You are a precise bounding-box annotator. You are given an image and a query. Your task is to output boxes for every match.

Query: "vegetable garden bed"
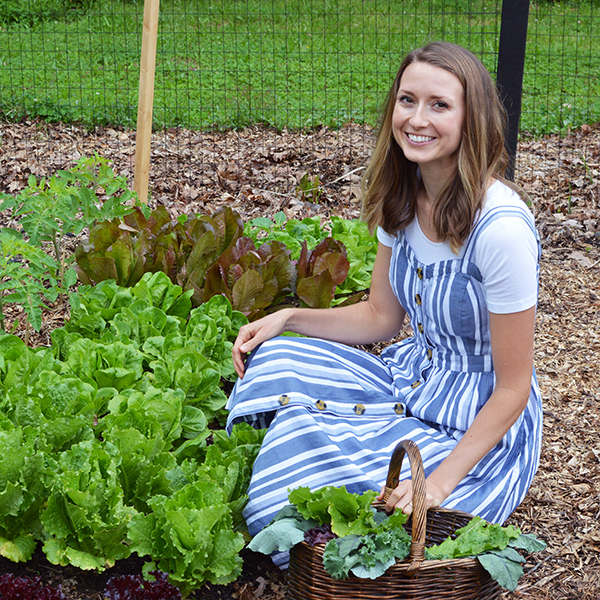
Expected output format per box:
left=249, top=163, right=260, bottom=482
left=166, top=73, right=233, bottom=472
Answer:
left=0, top=121, right=599, bottom=599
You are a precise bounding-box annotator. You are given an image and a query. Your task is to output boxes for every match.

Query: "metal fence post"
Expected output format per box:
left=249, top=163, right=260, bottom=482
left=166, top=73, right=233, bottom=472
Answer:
left=496, top=0, right=531, bottom=180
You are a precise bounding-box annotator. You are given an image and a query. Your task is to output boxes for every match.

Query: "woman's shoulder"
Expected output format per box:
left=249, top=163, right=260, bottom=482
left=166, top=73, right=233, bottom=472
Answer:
left=480, top=180, right=534, bottom=223
left=376, top=226, right=397, bottom=247
left=469, top=180, right=538, bottom=263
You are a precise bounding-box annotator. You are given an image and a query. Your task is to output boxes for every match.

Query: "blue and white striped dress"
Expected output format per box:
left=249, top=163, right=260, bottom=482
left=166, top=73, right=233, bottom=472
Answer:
left=226, top=200, right=543, bottom=546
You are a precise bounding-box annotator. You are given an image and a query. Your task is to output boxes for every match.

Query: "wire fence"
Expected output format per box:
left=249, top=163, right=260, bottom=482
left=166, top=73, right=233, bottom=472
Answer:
left=0, top=0, right=598, bottom=199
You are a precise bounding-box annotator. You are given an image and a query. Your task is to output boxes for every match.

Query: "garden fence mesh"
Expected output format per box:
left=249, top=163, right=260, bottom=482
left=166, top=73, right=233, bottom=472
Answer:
left=0, top=0, right=598, bottom=203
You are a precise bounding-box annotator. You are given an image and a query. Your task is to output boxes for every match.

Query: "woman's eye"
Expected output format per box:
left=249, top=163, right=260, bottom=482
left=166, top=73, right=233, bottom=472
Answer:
left=398, top=95, right=414, bottom=104
left=434, top=101, right=449, bottom=109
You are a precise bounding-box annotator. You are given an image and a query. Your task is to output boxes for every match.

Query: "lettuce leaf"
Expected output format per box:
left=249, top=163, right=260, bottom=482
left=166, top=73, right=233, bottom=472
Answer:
left=131, top=271, right=193, bottom=318
left=296, top=238, right=349, bottom=309
left=244, top=213, right=326, bottom=260
left=64, top=338, right=144, bottom=391
left=41, top=439, right=137, bottom=571
left=425, top=516, right=521, bottom=559
left=288, top=485, right=379, bottom=537
left=0, top=279, right=265, bottom=595
left=128, top=481, right=245, bottom=596
left=203, top=237, right=294, bottom=321
left=0, top=428, right=47, bottom=562
left=426, top=517, right=547, bottom=591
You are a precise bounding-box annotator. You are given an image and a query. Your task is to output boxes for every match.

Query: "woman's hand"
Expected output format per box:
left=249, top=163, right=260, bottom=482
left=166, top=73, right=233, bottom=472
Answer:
left=232, top=309, right=293, bottom=378
left=376, top=475, right=447, bottom=516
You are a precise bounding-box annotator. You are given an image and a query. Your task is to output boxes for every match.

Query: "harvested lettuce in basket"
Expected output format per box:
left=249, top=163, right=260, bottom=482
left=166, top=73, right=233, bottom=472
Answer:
left=248, top=486, right=547, bottom=590
left=425, top=516, right=547, bottom=590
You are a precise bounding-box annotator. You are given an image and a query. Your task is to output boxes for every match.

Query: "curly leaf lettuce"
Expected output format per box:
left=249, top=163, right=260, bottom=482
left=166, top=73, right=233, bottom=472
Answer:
left=425, top=516, right=547, bottom=591
left=128, top=481, right=245, bottom=596
left=41, top=439, right=137, bottom=571
left=425, top=516, right=521, bottom=559
left=63, top=338, right=144, bottom=391
left=288, top=485, right=379, bottom=537
left=0, top=428, right=47, bottom=562
left=186, top=295, right=248, bottom=381
left=131, top=271, right=193, bottom=318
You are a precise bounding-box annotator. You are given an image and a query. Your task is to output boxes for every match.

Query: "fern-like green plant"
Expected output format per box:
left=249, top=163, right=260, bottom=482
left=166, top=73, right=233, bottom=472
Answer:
left=0, top=228, right=65, bottom=340
left=0, top=154, right=143, bottom=289
left=0, top=155, right=147, bottom=339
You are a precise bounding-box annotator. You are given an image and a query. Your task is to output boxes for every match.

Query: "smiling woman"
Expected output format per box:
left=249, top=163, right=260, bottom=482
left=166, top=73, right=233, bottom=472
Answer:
left=362, top=42, right=511, bottom=252
left=226, top=41, right=543, bottom=569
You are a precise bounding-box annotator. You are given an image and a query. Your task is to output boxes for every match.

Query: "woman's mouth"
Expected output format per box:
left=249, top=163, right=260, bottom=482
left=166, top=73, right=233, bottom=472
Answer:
left=407, top=133, right=435, bottom=143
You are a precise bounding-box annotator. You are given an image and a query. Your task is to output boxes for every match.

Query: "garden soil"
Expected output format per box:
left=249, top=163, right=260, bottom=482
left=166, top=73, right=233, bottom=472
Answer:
left=0, top=121, right=599, bottom=599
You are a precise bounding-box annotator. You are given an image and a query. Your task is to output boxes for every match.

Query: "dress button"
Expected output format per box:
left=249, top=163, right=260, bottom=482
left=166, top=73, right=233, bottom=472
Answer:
left=427, top=348, right=433, bottom=360
left=316, top=400, right=327, bottom=411
left=411, top=380, right=421, bottom=389
left=415, top=293, right=422, bottom=305
left=417, top=267, right=423, bottom=279
left=354, top=404, right=366, bottom=415
left=278, top=394, right=290, bottom=406
left=394, top=403, right=404, bottom=415
left=417, top=323, right=424, bottom=333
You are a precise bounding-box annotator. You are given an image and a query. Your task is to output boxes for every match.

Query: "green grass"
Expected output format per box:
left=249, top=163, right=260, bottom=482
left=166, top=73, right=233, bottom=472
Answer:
left=0, top=0, right=597, bottom=135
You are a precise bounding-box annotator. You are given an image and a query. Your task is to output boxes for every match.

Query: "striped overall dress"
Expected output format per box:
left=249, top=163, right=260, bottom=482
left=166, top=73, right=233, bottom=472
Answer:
left=226, top=203, right=543, bottom=549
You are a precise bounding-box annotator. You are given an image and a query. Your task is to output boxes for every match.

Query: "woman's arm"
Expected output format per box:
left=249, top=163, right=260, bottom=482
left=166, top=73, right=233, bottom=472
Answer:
left=232, top=243, right=406, bottom=378
left=382, top=305, right=536, bottom=513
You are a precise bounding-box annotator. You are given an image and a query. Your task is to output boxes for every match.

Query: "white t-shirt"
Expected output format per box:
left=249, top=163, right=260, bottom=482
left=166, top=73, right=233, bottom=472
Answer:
left=377, top=181, right=538, bottom=314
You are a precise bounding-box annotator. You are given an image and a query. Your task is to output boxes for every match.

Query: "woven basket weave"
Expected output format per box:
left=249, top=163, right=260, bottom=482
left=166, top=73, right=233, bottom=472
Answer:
left=287, top=439, right=502, bottom=600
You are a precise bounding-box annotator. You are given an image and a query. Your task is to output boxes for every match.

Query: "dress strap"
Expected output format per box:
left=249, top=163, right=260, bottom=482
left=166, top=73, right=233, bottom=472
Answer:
left=462, top=204, right=540, bottom=265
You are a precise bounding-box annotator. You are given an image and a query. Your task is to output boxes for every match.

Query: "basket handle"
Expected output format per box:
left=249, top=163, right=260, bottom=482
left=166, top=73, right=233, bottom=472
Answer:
left=382, top=439, right=427, bottom=574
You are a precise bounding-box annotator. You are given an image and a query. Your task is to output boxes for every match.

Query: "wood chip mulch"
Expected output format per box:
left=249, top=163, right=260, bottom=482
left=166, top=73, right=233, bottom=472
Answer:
left=0, top=119, right=599, bottom=600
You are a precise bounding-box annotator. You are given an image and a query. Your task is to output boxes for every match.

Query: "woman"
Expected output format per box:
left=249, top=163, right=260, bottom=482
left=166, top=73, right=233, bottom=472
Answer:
left=226, top=42, right=542, bottom=552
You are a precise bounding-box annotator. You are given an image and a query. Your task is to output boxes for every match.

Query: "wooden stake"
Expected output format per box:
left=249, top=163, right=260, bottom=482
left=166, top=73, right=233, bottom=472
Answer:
left=133, top=0, right=160, bottom=204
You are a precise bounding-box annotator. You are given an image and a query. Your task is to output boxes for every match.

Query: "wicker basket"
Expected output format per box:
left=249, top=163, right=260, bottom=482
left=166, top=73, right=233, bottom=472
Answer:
left=287, top=439, right=502, bottom=600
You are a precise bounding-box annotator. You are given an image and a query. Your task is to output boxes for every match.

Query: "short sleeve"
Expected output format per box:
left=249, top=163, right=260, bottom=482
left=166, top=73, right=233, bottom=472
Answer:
left=377, top=226, right=396, bottom=247
left=474, top=215, right=538, bottom=314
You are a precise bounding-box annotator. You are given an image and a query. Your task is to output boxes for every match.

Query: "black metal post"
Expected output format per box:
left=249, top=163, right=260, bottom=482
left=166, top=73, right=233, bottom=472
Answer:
left=496, top=0, right=531, bottom=180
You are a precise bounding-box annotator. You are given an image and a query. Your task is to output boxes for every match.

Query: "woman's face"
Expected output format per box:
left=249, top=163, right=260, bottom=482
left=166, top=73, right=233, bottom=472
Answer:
left=392, top=61, right=465, bottom=175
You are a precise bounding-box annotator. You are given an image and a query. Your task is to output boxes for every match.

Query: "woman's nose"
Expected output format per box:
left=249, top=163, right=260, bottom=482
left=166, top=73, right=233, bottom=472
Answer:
left=409, top=105, right=428, bottom=128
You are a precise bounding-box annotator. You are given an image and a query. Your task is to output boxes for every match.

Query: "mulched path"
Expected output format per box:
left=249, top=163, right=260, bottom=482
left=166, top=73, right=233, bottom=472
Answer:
left=0, top=120, right=599, bottom=599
